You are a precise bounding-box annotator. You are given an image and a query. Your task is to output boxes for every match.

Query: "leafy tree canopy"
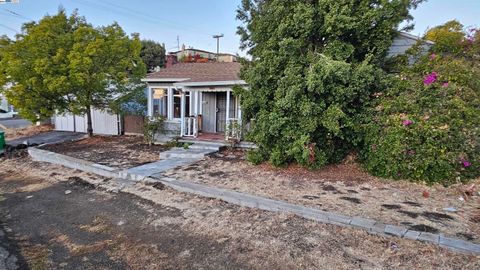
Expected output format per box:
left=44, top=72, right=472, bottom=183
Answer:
left=424, top=20, right=466, bottom=54
left=236, top=0, right=423, bottom=168
left=0, top=9, right=146, bottom=135
left=0, top=35, right=12, bottom=86
left=140, top=39, right=166, bottom=72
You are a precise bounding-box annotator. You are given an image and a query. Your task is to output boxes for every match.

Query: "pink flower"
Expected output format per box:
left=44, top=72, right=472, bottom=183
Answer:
left=463, top=161, right=471, bottom=168
left=442, top=82, right=449, bottom=88
left=423, top=72, right=438, bottom=85
left=402, top=120, right=413, bottom=126
left=429, top=53, right=437, bottom=60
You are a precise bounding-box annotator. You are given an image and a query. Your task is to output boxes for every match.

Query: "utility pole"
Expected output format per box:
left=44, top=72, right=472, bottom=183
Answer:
left=212, top=34, right=224, bottom=59
left=177, top=35, right=180, bottom=51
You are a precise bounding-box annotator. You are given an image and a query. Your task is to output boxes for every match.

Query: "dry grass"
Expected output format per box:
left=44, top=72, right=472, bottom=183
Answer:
left=18, top=243, right=51, bottom=270
left=51, top=233, right=114, bottom=256
left=78, top=216, right=111, bottom=234
left=165, top=151, right=480, bottom=244
left=2, top=156, right=479, bottom=269
left=4, top=124, right=53, bottom=141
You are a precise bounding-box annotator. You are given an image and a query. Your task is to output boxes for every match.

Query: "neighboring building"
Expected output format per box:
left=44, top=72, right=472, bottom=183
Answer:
left=0, top=94, right=16, bottom=119
left=142, top=62, right=245, bottom=142
left=166, top=45, right=238, bottom=68
left=387, top=32, right=434, bottom=58
left=0, top=94, right=9, bottom=112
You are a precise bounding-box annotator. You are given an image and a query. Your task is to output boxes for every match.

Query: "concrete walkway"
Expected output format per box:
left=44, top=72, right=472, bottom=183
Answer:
left=119, top=144, right=221, bottom=181
left=27, top=146, right=480, bottom=255
left=7, top=131, right=85, bottom=147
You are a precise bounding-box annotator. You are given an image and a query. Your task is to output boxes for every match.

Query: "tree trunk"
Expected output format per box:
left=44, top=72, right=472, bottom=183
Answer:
left=86, top=106, right=93, bottom=137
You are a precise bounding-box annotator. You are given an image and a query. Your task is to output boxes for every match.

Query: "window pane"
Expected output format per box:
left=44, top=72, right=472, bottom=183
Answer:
left=174, top=96, right=181, bottom=118
left=185, top=95, right=190, bottom=117
left=152, top=88, right=168, bottom=117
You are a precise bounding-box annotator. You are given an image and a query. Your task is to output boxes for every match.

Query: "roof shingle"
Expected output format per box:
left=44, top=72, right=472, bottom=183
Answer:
left=145, top=62, right=242, bottom=83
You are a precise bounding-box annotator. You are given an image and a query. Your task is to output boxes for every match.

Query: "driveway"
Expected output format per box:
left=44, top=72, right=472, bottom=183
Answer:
left=0, top=118, right=31, bottom=131
left=6, top=131, right=85, bottom=147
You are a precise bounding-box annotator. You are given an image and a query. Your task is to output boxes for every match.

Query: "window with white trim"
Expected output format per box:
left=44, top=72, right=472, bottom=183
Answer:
left=172, top=89, right=190, bottom=119
left=152, top=88, right=168, bottom=117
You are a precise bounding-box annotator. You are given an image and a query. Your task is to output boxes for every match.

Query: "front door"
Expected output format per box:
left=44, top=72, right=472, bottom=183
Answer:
left=202, top=92, right=216, bottom=133
left=216, top=92, right=227, bottom=132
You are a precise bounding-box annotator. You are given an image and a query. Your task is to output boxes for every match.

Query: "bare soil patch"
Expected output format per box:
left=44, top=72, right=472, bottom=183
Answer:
left=41, top=136, right=165, bottom=169
left=165, top=149, right=480, bottom=244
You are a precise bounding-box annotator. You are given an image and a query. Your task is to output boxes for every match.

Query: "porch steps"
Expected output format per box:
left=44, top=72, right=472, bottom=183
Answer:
left=188, top=142, right=225, bottom=151
left=160, top=148, right=216, bottom=159
left=178, top=138, right=228, bottom=147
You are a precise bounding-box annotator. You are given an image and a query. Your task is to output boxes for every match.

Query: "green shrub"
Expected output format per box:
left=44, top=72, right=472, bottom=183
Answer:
left=361, top=52, right=480, bottom=185
left=246, top=149, right=265, bottom=165
left=143, top=116, right=165, bottom=145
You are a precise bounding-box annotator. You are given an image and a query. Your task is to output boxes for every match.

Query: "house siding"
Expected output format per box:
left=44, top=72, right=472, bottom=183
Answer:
left=387, top=33, right=433, bottom=58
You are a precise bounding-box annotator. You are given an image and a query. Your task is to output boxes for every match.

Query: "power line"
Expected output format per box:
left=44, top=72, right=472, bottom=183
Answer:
left=74, top=0, right=211, bottom=36
left=0, top=23, right=18, bottom=33
left=4, top=8, right=32, bottom=20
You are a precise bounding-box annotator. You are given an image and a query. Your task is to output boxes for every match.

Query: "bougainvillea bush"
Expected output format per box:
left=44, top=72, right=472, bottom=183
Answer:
left=361, top=26, right=480, bottom=185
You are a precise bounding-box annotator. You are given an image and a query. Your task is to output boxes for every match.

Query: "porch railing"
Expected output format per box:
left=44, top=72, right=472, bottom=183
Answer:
left=225, top=118, right=241, bottom=140
left=184, top=116, right=198, bottom=137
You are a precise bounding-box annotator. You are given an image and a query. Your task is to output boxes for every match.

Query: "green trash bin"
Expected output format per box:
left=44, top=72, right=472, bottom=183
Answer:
left=0, top=131, right=5, bottom=151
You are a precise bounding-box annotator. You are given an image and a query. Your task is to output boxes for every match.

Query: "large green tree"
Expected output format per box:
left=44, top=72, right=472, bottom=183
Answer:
left=236, top=0, right=423, bottom=167
left=0, top=10, right=146, bottom=136
left=0, top=35, right=12, bottom=87
left=140, top=39, right=166, bottom=72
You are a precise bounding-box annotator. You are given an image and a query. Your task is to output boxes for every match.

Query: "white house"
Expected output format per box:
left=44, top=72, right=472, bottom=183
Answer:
left=142, top=62, right=246, bottom=142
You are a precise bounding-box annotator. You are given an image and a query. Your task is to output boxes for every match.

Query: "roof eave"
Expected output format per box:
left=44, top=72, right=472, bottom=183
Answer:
left=174, top=80, right=247, bottom=87
left=142, top=78, right=190, bottom=83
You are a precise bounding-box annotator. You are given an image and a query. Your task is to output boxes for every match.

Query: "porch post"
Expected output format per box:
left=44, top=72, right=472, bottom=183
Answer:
left=237, top=95, right=242, bottom=121
left=199, top=91, right=203, bottom=114
left=180, top=92, right=185, bottom=137
left=147, top=87, right=152, bottom=117
left=226, top=90, right=231, bottom=138
left=226, top=89, right=231, bottom=121
left=194, top=91, right=199, bottom=115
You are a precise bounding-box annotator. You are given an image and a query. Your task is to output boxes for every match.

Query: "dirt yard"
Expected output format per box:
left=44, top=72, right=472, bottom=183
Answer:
left=164, top=149, right=480, bottom=244
left=0, top=155, right=479, bottom=269
left=41, top=136, right=165, bottom=169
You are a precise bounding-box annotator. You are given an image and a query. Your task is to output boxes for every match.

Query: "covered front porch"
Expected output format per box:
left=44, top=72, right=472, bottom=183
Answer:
left=146, top=84, right=244, bottom=142
left=180, top=87, right=242, bottom=141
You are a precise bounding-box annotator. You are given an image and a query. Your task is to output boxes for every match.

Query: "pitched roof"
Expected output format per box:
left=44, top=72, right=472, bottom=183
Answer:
left=145, top=62, right=242, bottom=83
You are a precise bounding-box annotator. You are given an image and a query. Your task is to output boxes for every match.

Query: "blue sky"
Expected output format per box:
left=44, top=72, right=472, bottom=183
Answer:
left=0, top=0, right=479, bottom=56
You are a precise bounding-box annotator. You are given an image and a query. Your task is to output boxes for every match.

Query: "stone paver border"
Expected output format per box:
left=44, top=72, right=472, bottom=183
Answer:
left=28, top=147, right=480, bottom=255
